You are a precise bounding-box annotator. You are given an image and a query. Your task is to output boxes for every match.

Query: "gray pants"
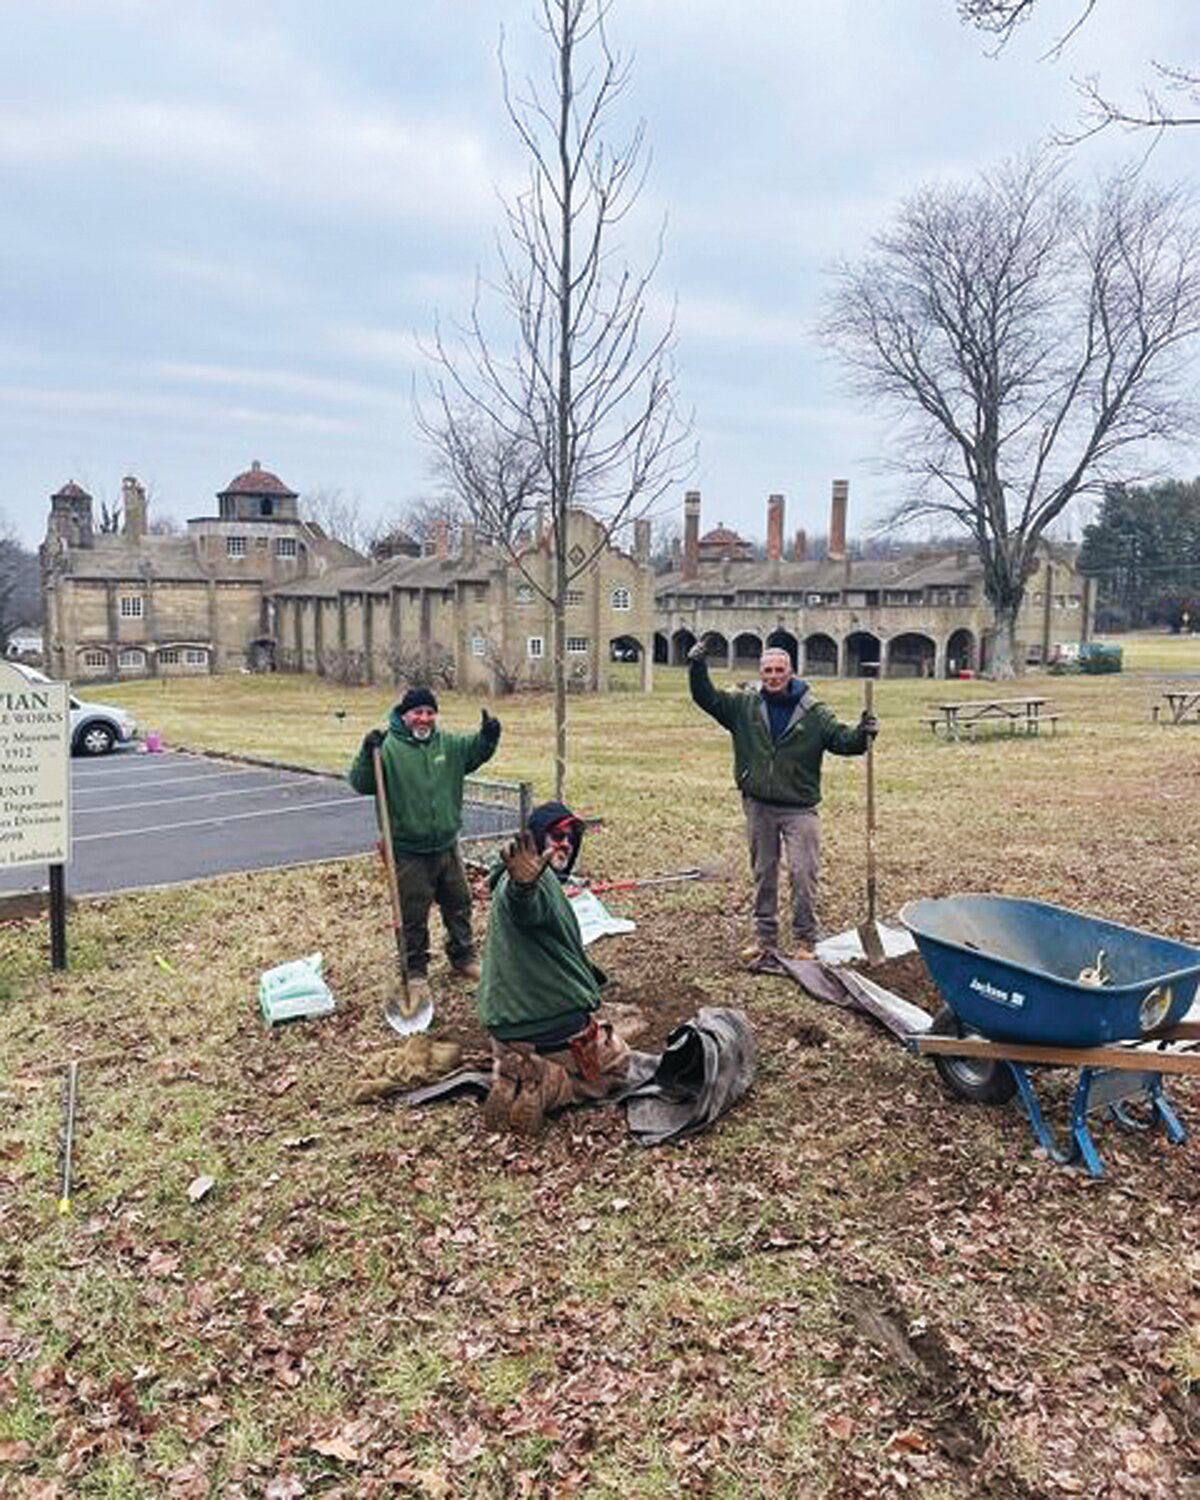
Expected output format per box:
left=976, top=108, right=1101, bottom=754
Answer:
left=742, top=795, right=820, bottom=948
left=394, top=847, right=475, bottom=975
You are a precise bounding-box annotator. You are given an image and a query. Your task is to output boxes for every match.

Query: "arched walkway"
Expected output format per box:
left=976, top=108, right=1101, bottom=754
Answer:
left=732, top=631, right=762, bottom=668
left=845, top=630, right=882, bottom=677
left=804, top=633, right=838, bottom=676
left=886, top=632, right=935, bottom=679
left=671, top=628, right=697, bottom=665
left=653, top=632, right=669, bottom=665
left=609, top=634, right=643, bottom=663
left=946, top=628, right=976, bottom=678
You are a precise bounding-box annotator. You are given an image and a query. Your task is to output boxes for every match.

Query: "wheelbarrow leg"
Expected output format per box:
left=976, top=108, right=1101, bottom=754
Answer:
left=1009, top=1064, right=1093, bottom=1174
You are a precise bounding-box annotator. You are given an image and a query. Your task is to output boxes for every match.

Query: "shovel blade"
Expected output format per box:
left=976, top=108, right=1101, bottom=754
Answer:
left=384, top=995, right=435, bottom=1037
left=857, top=919, right=887, bottom=966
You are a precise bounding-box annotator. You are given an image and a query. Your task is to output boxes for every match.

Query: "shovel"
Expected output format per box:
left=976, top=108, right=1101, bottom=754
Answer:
left=856, top=675, right=887, bottom=966
left=372, top=746, right=434, bottom=1036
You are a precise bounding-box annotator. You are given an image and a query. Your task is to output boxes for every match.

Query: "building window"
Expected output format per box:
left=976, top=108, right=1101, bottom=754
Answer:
left=807, top=593, right=823, bottom=606
left=184, top=649, right=208, bottom=666
left=159, top=648, right=181, bottom=665
left=119, top=595, right=144, bottom=618
left=275, top=537, right=297, bottom=558
left=566, top=589, right=585, bottom=606
left=118, top=649, right=144, bottom=668
left=256, top=537, right=269, bottom=550
left=471, top=636, right=487, bottom=657
left=610, top=586, right=631, bottom=610
left=527, top=636, right=544, bottom=660
left=82, top=650, right=109, bottom=668
left=515, top=584, right=534, bottom=605
left=566, top=636, right=589, bottom=654
left=227, top=536, right=247, bottom=558
left=473, top=585, right=487, bottom=602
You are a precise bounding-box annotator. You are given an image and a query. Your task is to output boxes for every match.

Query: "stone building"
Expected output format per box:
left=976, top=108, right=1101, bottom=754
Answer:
left=40, top=467, right=657, bottom=693
left=655, top=484, right=1093, bottom=678
left=267, top=508, right=656, bottom=694
left=40, top=465, right=362, bottom=681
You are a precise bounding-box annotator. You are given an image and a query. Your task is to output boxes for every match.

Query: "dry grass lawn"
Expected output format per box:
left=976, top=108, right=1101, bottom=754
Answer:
left=3, top=635, right=1200, bottom=1498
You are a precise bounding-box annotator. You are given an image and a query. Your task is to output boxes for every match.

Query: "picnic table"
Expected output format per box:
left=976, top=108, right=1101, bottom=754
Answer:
left=1153, top=689, right=1200, bottom=725
left=925, top=696, right=1060, bottom=741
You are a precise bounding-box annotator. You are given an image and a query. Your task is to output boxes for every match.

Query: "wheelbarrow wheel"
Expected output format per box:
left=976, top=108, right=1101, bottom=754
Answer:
left=929, top=1006, right=1017, bottom=1106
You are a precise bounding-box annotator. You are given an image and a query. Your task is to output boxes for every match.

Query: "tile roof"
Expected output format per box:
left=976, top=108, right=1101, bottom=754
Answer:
left=217, top=461, right=298, bottom=499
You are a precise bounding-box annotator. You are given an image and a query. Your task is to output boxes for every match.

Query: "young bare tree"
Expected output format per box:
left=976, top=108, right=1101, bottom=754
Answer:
left=420, top=0, right=691, bottom=797
left=958, top=1, right=1199, bottom=136
left=822, top=155, right=1200, bottom=675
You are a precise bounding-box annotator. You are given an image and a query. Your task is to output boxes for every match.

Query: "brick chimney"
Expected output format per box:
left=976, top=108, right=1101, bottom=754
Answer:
left=434, top=519, right=449, bottom=560
left=793, top=528, right=807, bottom=562
left=121, top=476, right=147, bottom=542
left=828, top=480, right=848, bottom=562
left=766, top=493, right=785, bottom=561
left=461, top=522, right=477, bottom=566
left=633, top=518, right=651, bottom=564
left=682, top=490, right=701, bottom=581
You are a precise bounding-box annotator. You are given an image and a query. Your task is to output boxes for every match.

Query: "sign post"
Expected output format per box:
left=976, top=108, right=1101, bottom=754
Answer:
left=0, top=663, right=71, bottom=969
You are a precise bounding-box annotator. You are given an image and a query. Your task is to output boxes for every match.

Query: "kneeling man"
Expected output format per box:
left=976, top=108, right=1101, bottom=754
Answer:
left=477, top=801, right=629, bottom=1134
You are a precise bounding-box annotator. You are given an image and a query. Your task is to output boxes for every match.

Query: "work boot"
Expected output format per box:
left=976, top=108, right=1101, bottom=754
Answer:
left=482, top=1065, right=518, bottom=1132
left=451, top=957, right=482, bottom=983
left=741, top=942, right=780, bottom=972
left=508, top=1053, right=548, bottom=1137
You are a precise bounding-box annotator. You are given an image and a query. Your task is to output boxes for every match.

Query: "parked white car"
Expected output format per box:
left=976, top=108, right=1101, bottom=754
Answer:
left=8, top=662, right=139, bottom=755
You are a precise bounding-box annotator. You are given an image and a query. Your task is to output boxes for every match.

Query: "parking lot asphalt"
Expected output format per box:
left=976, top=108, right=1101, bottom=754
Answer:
left=0, top=749, right=521, bottom=898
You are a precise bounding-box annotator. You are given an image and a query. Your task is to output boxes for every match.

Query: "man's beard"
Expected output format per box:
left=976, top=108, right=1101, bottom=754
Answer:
left=412, top=726, right=433, bottom=741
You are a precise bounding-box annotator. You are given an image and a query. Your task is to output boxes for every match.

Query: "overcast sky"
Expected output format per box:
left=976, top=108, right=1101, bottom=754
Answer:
left=2, top=0, right=1196, bottom=553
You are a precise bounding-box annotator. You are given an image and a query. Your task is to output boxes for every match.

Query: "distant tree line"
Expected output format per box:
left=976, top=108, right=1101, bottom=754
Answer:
left=1080, top=478, right=1200, bottom=631
left=0, top=518, right=41, bottom=654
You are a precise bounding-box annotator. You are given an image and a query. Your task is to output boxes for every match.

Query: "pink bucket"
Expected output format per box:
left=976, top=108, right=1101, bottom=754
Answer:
left=145, top=731, right=164, bottom=753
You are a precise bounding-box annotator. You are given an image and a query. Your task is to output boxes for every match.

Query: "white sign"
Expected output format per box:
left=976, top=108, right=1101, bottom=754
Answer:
left=0, top=662, right=70, bottom=867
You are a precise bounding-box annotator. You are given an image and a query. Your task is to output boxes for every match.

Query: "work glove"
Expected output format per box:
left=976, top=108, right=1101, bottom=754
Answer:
left=686, top=639, right=709, bottom=663
left=480, top=708, right=502, bottom=747
left=859, top=711, right=879, bottom=739
left=501, top=833, right=551, bottom=888
left=361, top=727, right=386, bottom=757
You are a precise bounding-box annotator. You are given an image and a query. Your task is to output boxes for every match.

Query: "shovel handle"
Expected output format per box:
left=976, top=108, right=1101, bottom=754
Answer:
left=372, top=746, right=414, bottom=1014
left=864, top=678, right=878, bottom=925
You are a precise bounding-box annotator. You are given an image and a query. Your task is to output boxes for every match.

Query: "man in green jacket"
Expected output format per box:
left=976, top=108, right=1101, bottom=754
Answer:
left=348, top=687, right=500, bottom=1006
left=689, top=643, right=877, bottom=966
left=477, top=800, right=629, bottom=1135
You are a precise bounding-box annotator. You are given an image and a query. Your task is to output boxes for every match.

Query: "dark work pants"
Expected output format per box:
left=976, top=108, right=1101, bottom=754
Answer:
left=394, top=847, right=475, bottom=975
left=742, top=795, right=820, bottom=948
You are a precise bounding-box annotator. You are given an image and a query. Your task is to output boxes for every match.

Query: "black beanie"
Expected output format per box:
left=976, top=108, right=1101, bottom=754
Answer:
left=397, top=686, right=438, bottom=715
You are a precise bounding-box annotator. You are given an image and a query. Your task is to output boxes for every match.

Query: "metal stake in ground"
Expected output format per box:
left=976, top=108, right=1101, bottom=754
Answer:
left=372, top=745, right=434, bottom=1037
left=857, top=674, right=887, bottom=966
left=58, top=1059, right=79, bottom=1215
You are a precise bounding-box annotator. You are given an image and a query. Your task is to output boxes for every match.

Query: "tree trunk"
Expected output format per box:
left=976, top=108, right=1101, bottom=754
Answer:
left=988, top=603, right=1021, bottom=679
left=553, top=592, right=567, bottom=800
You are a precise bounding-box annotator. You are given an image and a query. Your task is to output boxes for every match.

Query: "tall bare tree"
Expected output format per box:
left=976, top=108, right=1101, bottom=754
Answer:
left=959, top=1, right=1200, bottom=136
left=822, top=155, right=1200, bottom=675
left=420, top=0, right=691, bottom=797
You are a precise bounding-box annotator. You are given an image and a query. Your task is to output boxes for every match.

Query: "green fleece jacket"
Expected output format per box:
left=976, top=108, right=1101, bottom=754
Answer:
left=475, top=863, right=605, bottom=1042
left=689, top=657, right=867, bottom=808
left=347, top=708, right=496, bottom=854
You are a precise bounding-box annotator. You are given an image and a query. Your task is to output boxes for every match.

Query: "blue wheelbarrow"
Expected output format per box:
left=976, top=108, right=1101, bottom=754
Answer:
left=901, top=894, right=1200, bottom=1176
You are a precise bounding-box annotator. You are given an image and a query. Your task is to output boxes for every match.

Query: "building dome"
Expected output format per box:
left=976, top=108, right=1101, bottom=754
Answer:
left=217, top=460, right=297, bottom=501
